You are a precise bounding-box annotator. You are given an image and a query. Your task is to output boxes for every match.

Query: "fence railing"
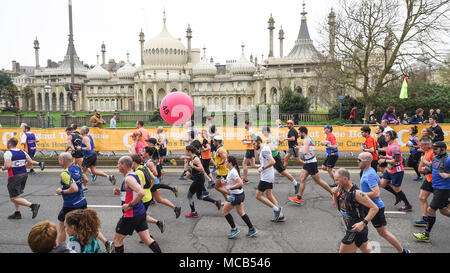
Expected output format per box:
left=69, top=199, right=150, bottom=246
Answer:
left=1, top=112, right=331, bottom=128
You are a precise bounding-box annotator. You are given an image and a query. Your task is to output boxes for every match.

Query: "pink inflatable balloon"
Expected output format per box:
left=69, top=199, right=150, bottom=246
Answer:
left=160, top=92, right=194, bottom=125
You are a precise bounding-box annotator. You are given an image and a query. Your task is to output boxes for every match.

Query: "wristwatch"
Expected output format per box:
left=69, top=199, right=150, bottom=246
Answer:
left=363, top=219, right=369, bottom=225
left=128, top=203, right=134, bottom=208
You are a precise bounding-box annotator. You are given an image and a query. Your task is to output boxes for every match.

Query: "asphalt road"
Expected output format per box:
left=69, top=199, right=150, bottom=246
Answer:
left=0, top=166, right=449, bottom=253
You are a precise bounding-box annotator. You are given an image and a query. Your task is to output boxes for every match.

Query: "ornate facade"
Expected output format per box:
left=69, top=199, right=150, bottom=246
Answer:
left=15, top=1, right=338, bottom=113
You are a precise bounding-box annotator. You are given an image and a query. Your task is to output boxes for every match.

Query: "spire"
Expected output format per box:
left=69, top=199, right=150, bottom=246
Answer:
left=301, top=0, right=307, bottom=20
left=127, top=51, right=130, bottom=63
left=163, top=9, right=166, bottom=25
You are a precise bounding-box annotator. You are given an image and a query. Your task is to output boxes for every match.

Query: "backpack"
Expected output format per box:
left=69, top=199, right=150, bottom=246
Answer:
left=71, top=132, right=82, bottom=148
left=139, top=166, right=154, bottom=189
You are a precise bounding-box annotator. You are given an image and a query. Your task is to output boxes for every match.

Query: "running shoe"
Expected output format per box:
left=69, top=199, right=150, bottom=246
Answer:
left=39, top=162, right=45, bottom=171
left=288, top=196, right=303, bottom=205
left=414, top=218, right=427, bottom=227
left=157, top=220, right=166, bottom=233
left=109, top=175, right=116, bottom=185
left=82, top=187, right=88, bottom=194
left=174, top=207, right=181, bottom=219
left=227, top=195, right=236, bottom=203
left=170, top=159, right=177, bottom=166
left=7, top=212, right=22, bottom=220
left=185, top=212, right=199, bottom=218
left=30, top=203, right=40, bottom=219
left=179, top=173, right=186, bottom=180
left=413, top=232, right=430, bottom=242
left=243, top=179, right=249, bottom=184
left=91, top=174, right=97, bottom=182
left=105, top=241, right=114, bottom=253
left=413, top=176, right=422, bottom=182
left=29, top=169, right=35, bottom=175
left=294, top=182, right=300, bottom=195
left=227, top=228, right=241, bottom=239
left=277, top=214, right=286, bottom=222
left=403, top=248, right=411, bottom=253
left=246, top=228, right=259, bottom=237
left=273, top=207, right=282, bottom=221
left=399, top=205, right=412, bottom=212
left=215, top=200, right=221, bottom=210
left=173, top=186, right=179, bottom=198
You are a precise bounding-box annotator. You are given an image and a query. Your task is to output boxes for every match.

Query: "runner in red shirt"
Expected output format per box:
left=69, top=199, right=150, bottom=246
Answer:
left=360, top=126, right=378, bottom=174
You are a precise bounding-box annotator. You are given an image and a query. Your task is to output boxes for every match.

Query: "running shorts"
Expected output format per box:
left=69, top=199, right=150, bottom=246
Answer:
left=303, top=162, right=319, bottom=176
left=7, top=174, right=28, bottom=198
left=82, top=153, right=97, bottom=169
left=58, top=205, right=88, bottom=222
left=323, top=155, right=338, bottom=168
left=257, top=181, right=273, bottom=192
left=381, top=171, right=404, bottom=187
left=429, top=189, right=450, bottom=211
left=273, top=154, right=286, bottom=173
left=115, top=213, right=148, bottom=236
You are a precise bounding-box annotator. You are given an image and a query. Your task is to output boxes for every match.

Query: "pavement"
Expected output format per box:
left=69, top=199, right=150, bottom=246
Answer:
left=1, top=167, right=449, bottom=253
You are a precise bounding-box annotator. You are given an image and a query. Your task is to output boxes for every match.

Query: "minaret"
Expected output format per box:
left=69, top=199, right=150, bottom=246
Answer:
left=34, top=37, right=40, bottom=69
left=186, top=24, right=193, bottom=63
left=139, top=29, right=145, bottom=65
left=328, top=8, right=336, bottom=60
left=279, top=26, right=285, bottom=58
left=101, top=42, right=106, bottom=66
left=268, top=14, right=275, bottom=58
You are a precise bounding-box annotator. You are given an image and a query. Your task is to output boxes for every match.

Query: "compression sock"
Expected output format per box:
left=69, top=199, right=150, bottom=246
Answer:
left=397, top=191, right=411, bottom=206
left=297, top=195, right=302, bottom=200
left=241, top=214, right=254, bottom=229
left=273, top=206, right=280, bottom=212
left=188, top=192, right=196, bottom=212
left=425, top=215, right=436, bottom=234
left=292, top=179, right=298, bottom=186
left=114, top=245, right=124, bottom=253
left=225, top=214, right=236, bottom=229
left=383, top=185, right=397, bottom=196
left=149, top=241, right=162, bottom=253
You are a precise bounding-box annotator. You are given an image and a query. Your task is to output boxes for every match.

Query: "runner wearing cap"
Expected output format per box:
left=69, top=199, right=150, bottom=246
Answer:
left=413, top=141, right=450, bottom=242
left=321, top=125, right=339, bottom=182
left=282, top=120, right=304, bottom=168
left=261, top=127, right=299, bottom=194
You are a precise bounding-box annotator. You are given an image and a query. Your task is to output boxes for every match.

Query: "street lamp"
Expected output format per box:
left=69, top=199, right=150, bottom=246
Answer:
left=44, top=82, right=51, bottom=128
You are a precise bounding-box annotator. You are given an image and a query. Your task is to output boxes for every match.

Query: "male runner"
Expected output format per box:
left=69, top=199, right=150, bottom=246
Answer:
left=282, top=120, right=303, bottom=168
left=200, top=130, right=214, bottom=186
left=358, top=152, right=410, bottom=253
left=253, top=136, right=285, bottom=222
left=360, top=126, right=379, bottom=173
left=414, top=137, right=434, bottom=227
left=78, top=126, right=116, bottom=185
left=2, top=137, right=40, bottom=220
left=375, top=125, right=388, bottom=174
left=261, top=127, right=299, bottom=193
left=413, top=141, right=450, bottom=242
left=242, top=120, right=257, bottom=183
left=55, top=152, right=114, bottom=252
left=379, top=130, right=412, bottom=212
left=20, top=125, right=45, bottom=174
left=212, top=136, right=229, bottom=199
left=131, top=154, right=166, bottom=234
left=321, top=125, right=338, bottom=181
left=289, top=126, right=333, bottom=205
left=112, top=156, right=162, bottom=253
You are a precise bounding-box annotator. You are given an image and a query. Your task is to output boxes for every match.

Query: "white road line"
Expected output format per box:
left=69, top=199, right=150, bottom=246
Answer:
left=88, top=205, right=122, bottom=208
left=384, top=211, right=407, bottom=215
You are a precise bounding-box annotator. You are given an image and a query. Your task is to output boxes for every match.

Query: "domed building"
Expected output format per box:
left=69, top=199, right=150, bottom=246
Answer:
left=19, top=1, right=379, bottom=114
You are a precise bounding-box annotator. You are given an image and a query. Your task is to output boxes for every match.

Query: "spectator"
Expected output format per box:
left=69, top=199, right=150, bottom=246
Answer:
left=65, top=209, right=103, bottom=253
left=110, top=114, right=117, bottom=129
left=129, top=131, right=144, bottom=157
left=28, top=221, right=74, bottom=253
left=349, top=106, right=357, bottom=124
left=429, top=115, right=444, bottom=143
left=363, top=109, right=378, bottom=125
left=90, top=109, right=106, bottom=129
left=381, top=120, right=394, bottom=136
left=409, top=108, right=424, bottom=124
left=293, top=113, right=299, bottom=125
left=436, top=109, right=444, bottom=124
left=233, top=113, right=238, bottom=127
left=382, top=106, right=400, bottom=125
left=206, top=117, right=218, bottom=153
left=401, top=113, right=410, bottom=125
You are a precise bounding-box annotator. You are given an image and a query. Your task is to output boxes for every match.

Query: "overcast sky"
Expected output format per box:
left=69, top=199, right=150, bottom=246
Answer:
left=0, top=0, right=337, bottom=70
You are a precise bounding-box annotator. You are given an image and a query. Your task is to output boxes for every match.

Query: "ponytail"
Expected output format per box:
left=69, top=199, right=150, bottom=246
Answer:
left=228, top=156, right=241, bottom=178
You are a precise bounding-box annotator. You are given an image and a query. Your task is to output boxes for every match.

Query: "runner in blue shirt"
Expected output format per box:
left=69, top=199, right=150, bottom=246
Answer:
left=358, top=152, right=410, bottom=253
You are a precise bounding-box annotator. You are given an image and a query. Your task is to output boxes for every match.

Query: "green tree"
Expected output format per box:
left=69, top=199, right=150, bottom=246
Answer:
left=278, top=87, right=310, bottom=113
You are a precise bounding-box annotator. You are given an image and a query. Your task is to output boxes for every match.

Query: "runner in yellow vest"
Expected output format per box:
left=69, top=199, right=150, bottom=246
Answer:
left=213, top=136, right=229, bottom=200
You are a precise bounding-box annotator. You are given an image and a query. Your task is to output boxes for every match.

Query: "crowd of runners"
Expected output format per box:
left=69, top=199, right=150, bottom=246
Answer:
left=2, top=117, right=449, bottom=253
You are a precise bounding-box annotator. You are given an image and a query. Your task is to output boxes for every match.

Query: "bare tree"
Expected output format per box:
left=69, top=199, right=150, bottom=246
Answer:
left=328, top=0, right=450, bottom=118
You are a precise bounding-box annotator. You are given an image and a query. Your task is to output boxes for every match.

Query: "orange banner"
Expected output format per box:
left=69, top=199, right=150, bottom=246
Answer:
left=1, top=125, right=449, bottom=152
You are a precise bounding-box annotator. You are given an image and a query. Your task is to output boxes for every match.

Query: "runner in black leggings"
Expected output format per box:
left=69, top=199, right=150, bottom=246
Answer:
left=184, top=145, right=221, bottom=218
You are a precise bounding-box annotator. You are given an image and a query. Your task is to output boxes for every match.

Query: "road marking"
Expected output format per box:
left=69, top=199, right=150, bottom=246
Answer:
left=88, top=205, right=122, bottom=208
left=384, top=211, right=407, bottom=215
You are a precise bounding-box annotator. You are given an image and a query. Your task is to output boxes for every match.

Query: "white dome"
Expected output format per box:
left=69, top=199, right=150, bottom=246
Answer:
left=87, top=62, right=110, bottom=81
left=143, top=23, right=187, bottom=67
left=117, top=61, right=137, bottom=80
left=192, top=52, right=217, bottom=78
left=231, top=45, right=256, bottom=75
